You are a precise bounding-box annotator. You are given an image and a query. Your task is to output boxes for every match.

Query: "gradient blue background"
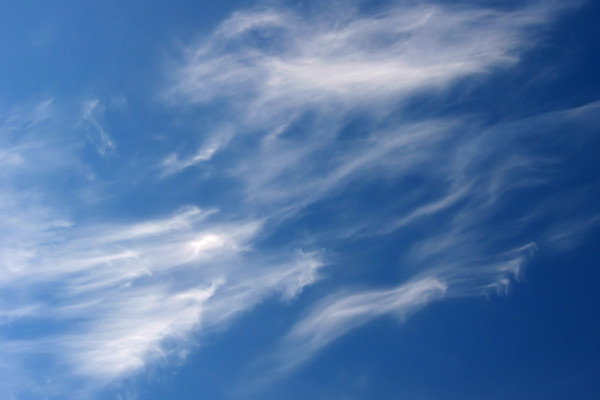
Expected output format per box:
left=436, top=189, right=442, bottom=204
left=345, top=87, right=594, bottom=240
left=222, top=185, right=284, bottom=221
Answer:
left=0, top=1, right=598, bottom=399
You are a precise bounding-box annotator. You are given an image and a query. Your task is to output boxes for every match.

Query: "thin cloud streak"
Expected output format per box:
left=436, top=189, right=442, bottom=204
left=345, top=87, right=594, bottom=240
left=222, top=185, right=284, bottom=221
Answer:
left=277, top=277, right=448, bottom=372
left=82, top=100, right=116, bottom=156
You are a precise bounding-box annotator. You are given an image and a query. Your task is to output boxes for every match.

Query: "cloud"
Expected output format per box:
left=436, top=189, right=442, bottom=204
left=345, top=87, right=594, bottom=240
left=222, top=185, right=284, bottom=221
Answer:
left=0, top=1, right=598, bottom=398
left=0, top=100, right=326, bottom=393
left=0, top=202, right=324, bottom=383
left=157, top=0, right=599, bottom=382
left=160, top=0, right=575, bottom=217
left=159, top=126, right=235, bottom=177
left=275, top=277, right=448, bottom=372
left=65, top=282, right=219, bottom=379
left=82, top=99, right=116, bottom=156
left=249, top=99, right=600, bottom=374
left=248, top=243, right=535, bottom=382
left=166, top=2, right=558, bottom=126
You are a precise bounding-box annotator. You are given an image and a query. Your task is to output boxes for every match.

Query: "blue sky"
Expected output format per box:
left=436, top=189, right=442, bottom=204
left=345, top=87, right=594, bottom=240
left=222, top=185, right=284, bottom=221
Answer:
left=0, top=0, right=599, bottom=399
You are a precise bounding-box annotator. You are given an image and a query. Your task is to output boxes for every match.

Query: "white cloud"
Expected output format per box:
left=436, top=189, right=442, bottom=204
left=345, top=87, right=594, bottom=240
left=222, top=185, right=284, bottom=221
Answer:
left=159, top=126, right=235, bottom=176
left=65, top=282, right=219, bottom=379
left=157, top=1, right=599, bottom=382
left=160, top=0, right=571, bottom=218
left=0, top=100, right=326, bottom=392
left=0, top=202, right=324, bottom=380
left=167, top=2, right=557, bottom=126
left=0, top=201, right=325, bottom=386
left=276, top=277, right=448, bottom=371
left=82, top=99, right=116, bottom=156
left=254, top=244, right=535, bottom=378
left=0, top=2, right=597, bottom=398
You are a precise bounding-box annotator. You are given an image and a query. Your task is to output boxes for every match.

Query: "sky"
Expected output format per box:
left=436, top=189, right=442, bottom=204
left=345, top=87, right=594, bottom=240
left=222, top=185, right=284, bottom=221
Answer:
left=0, top=0, right=599, bottom=399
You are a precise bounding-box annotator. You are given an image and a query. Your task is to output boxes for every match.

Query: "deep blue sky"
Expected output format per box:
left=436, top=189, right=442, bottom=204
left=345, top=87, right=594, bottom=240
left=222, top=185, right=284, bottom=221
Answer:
left=0, top=1, right=598, bottom=399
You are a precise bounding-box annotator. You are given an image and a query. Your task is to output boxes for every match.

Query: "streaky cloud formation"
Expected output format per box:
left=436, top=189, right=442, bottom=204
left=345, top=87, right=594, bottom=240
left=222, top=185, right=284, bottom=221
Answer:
left=0, top=196, right=323, bottom=383
left=0, top=1, right=598, bottom=398
left=277, top=277, right=448, bottom=371
left=0, top=100, right=324, bottom=393
left=163, top=0, right=598, bottom=378
left=171, top=3, right=546, bottom=106
left=163, top=1, right=576, bottom=218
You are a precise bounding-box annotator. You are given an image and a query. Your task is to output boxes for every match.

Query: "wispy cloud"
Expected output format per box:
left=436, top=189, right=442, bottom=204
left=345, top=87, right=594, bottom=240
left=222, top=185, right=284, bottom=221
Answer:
left=246, top=243, right=536, bottom=385
left=82, top=99, right=116, bottom=156
left=1, top=202, right=324, bottom=383
left=276, top=277, right=448, bottom=371
left=0, top=100, right=325, bottom=392
left=161, top=0, right=572, bottom=214
left=159, top=126, right=234, bottom=177
left=170, top=4, right=537, bottom=107
left=165, top=1, right=565, bottom=135
left=0, top=1, right=598, bottom=398
left=159, top=0, right=598, bottom=382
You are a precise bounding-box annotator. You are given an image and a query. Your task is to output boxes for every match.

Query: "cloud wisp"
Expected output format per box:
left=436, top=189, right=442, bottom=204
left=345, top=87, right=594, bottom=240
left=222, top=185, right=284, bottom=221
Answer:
left=82, top=100, right=116, bottom=157
left=169, top=3, right=551, bottom=110
left=275, top=277, right=448, bottom=372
